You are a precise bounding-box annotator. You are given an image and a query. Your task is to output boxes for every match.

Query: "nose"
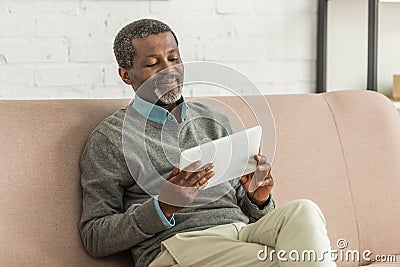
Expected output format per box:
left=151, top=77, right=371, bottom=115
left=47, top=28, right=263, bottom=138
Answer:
left=157, top=63, right=177, bottom=81
left=159, top=58, right=176, bottom=73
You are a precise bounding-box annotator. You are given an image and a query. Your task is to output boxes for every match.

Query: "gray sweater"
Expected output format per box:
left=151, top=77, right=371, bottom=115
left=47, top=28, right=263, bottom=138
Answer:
left=79, top=101, right=275, bottom=267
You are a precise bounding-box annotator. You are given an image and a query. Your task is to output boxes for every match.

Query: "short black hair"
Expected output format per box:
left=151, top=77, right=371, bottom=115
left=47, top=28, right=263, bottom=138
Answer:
left=113, top=19, right=178, bottom=69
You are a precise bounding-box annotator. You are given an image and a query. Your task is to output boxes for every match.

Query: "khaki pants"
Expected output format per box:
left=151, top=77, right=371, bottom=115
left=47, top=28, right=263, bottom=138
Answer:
left=149, top=199, right=337, bottom=267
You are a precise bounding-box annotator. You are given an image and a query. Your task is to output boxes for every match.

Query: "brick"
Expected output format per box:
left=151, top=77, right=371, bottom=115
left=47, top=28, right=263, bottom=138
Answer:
left=254, top=0, right=317, bottom=15
left=78, top=1, right=151, bottom=37
left=0, top=85, right=20, bottom=99
left=0, top=15, right=36, bottom=37
left=0, top=38, right=68, bottom=63
left=241, top=61, right=285, bottom=84
left=171, top=17, right=234, bottom=40
left=216, top=0, right=239, bottom=14
left=0, top=55, right=7, bottom=64
left=0, top=65, right=34, bottom=86
left=276, top=0, right=317, bottom=14
left=233, top=16, right=274, bottom=37
left=5, top=0, right=36, bottom=14
left=181, top=61, right=267, bottom=96
left=178, top=38, right=200, bottom=61
left=34, top=64, right=103, bottom=86
left=202, top=39, right=270, bottom=62
left=5, top=1, right=78, bottom=15
left=218, top=61, right=268, bottom=85
left=80, top=0, right=150, bottom=19
left=223, top=60, right=315, bottom=85
left=103, top=64, right=125, bottom=86
left=51, top=86, right=92, bottom=99
left=69, top=41, right=114, bottom=63
left=253, top=0, right=279, bottom=15
left=216, top=0, right=253, bottom=15
left=263, top=14, right=315, bottom=61
left=0, top=1, right=7, bottom=14
left=33, top=0, right=79, bottom=15
left=36, top=16, right=108, bottom=38
left=150, top=0, right=214, bottom=14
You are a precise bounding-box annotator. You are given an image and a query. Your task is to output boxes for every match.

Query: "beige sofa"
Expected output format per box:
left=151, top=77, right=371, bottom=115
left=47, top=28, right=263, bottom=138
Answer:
left=1, top=90, right=399, bottom=267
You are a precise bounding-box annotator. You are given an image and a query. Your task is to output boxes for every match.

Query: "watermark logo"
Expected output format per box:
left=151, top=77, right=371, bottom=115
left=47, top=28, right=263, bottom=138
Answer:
left=336, top=238, right=348, bottom=249
left=257, top=239, right=398, bottom=263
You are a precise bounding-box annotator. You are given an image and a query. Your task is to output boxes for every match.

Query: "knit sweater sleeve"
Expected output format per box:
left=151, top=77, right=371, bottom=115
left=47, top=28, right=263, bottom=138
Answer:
left=234, top=181, right=275, bottom=223
left=79, top=131, right=171, bottom=257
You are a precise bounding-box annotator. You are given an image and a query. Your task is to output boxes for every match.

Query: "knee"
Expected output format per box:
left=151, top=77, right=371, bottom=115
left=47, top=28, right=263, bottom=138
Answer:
left=289, top=199, right=320, bottom=211
left=285, top=199, right=326, bottom=226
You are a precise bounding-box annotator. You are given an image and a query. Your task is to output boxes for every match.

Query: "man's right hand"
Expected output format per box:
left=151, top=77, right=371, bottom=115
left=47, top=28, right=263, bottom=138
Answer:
left=158, top=161, right=214, bottom=218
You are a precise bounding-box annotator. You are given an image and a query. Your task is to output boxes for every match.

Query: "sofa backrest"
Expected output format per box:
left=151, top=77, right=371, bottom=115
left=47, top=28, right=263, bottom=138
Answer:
left=1, top=90, right=399, bottom=266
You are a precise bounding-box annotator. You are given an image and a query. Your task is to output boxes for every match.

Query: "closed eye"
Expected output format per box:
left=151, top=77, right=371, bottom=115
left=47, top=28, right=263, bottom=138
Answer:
left=146, top=62, right=158, bottom=67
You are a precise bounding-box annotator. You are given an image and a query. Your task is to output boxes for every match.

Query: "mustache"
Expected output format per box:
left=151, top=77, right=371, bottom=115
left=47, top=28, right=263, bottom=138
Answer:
left=153, top=73, right=183, bottom=87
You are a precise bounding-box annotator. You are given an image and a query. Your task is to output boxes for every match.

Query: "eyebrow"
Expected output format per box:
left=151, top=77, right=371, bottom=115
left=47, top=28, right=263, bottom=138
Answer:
left=145, top=48, right=177, bottom=58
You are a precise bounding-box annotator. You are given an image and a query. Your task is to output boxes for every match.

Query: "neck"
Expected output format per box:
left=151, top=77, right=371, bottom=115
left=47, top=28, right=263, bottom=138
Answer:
left=160, top=102, right=177, bottom=113
left=155, top=97, right=182, bottom=112
left=156, top=100, right=182, bottom=123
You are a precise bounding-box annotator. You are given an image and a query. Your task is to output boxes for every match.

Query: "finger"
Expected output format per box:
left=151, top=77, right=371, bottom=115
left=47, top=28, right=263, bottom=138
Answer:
left=240, top=175, right=249, bottom=186
left=167, top=165, right=180, bottom=180
left=259, top=175, right=274, bottom=185
left=182, top=160, right=202, bottom=172
left=179, top=161, right=202, bottom=180
left=169, top=161, right=202, bottom=186
left=193, top=162, right=214, bottom=172
left=254, top=154, right=260, bottom=162
left=257, top=176, right=274, bottom=187
left=198, top=181, right=208, bottom=190
left=256, top=162, right=271, bottom=172
left=187, top=163, right=214, bottom=186
left=195, top=172, right=215, bottom=188
left=256, top=154, right=267, bottom=164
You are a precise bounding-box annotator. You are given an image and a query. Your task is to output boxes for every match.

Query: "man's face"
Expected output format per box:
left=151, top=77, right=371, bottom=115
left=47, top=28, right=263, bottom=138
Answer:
left=120, top=31, right=183, bottom=105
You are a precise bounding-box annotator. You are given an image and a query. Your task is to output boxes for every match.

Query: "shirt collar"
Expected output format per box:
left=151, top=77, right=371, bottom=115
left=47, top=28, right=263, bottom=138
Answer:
left=131, top=95, right=188, bottom=124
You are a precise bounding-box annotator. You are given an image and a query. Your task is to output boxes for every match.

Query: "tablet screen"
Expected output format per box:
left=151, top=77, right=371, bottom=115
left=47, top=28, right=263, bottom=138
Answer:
left=179, top=125, right=262, bottom=189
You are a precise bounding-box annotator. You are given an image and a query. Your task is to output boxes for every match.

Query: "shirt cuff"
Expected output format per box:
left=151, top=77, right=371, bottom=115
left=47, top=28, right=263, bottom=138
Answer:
left=153, top=196, right=175, bottom=228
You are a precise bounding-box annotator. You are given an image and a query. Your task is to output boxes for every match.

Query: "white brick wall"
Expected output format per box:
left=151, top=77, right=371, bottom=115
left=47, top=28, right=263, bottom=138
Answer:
left=0, top=0, right=318, bottom=99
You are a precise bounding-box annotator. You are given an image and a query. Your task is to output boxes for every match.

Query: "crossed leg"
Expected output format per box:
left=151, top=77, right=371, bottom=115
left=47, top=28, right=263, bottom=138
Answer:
left=149, top=199, right=337, bottom=267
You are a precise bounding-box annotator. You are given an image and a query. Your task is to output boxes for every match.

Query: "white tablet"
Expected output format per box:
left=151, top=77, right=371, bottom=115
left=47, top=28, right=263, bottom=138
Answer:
left=179, top=125, right=262, bottom=189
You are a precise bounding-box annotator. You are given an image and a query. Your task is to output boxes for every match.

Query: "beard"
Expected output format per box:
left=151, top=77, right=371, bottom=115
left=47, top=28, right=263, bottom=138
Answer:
left=155, top=88, right=182, bottom=105
left=153, top=74, right=183, bottom=105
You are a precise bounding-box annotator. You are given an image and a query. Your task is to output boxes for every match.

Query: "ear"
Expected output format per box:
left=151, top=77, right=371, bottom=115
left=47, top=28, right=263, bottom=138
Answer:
left=118, top=67, right=133, bottom=86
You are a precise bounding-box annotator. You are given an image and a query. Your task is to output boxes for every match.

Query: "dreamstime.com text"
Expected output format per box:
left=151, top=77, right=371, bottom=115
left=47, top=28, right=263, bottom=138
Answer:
left=257, top=239, right=398, bottom=263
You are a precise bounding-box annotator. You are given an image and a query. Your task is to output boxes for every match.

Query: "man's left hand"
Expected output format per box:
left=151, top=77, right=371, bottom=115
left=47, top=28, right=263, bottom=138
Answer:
left=239, top=154, right=274, bottom=207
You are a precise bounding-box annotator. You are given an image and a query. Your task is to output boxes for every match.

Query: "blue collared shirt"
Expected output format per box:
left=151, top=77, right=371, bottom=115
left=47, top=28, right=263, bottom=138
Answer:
left=131, top=95, right=188, bottom=227
left=132, top=95, right=188, bottom=124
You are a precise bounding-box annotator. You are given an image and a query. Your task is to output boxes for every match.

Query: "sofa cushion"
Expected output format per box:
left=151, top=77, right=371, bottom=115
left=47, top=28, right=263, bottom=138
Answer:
left=0, top=99, right=133, bottom=266
left=323, top=91, right=400, bottom=266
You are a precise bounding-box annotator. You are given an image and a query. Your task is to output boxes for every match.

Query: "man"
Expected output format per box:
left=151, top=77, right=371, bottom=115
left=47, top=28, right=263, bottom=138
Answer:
left=79, top=19, right=336, bottom=266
